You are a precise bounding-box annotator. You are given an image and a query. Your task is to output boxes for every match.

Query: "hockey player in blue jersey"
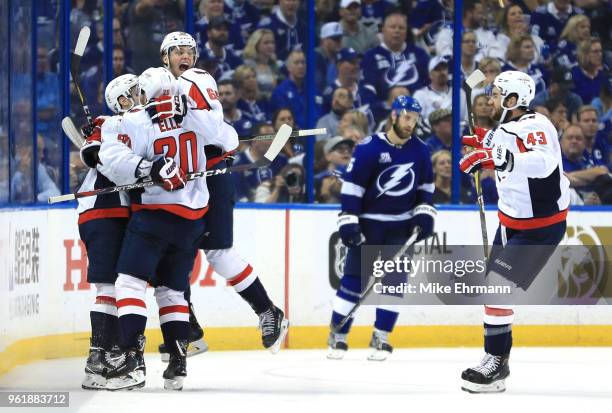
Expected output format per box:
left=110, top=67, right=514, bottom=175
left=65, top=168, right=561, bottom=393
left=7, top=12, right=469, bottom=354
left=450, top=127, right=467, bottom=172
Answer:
left=328, top=95, right=436, bottom=361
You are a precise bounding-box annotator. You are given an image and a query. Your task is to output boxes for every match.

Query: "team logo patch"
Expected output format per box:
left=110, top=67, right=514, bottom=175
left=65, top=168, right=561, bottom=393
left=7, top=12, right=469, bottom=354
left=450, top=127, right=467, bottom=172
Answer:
left=376, top=162, right=415, bottom=197
left=379, top=152, right=392, bottom=163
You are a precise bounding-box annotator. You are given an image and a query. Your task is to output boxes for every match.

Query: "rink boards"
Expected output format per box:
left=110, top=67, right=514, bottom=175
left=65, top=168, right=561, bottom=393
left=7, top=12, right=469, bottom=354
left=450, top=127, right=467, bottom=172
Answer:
left=0, top=204, right=611, bottom=374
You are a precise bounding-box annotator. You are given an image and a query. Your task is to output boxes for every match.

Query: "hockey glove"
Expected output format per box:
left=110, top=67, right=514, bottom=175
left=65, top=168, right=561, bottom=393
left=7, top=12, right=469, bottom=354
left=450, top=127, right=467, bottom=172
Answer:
left=459, top=145, right=514, bottom=174
left=150, top=157, right=187, bottom=191
left=145, top=94, right=187, bottom=123
left=461, top=127, right=493, bottom=149
left=411, top=203, right=436, bottom=242
left=79, top=117, right=106, bottom=168
left=337, top=214, right=365, bottom=248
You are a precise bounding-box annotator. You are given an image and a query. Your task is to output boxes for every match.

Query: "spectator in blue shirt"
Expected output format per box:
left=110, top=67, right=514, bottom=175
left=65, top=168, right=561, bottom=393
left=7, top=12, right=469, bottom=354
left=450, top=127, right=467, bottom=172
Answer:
left=234, top=65, right=271, bottom=123
left=554, top=14, right=591, bottom=68
left=571, top=38, right=607, bottom=104
left=225, top=0, right=261, bottom=46
left=257, top=0, right=305, bottom=61
left=195, top=0, right=244, bottom=52
left=425, top=109, right=452, bottom=153
left=530, top=0, right=582, bottom=53
left=502, top=34, right=549, bottom=96
left=361, top=11, right=430, bottom=99
left=532, top=66, right=583, bottom=119
left=200, top=16, right=244, bottom=80
left=315, top=22, right=344, bottom=91
left=218, top=79, right=257, bottom=137
left=577, top=105, right=609, bottom=167
left=271, top=49, right=319, bottom=128
left=360, top=0, right=394, bottom=30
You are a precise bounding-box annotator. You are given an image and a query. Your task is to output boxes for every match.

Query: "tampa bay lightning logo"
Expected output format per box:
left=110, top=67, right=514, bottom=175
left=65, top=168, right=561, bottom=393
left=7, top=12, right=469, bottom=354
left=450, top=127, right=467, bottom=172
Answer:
left=384, top=57, right=419, bottom=88
left=376, top=163, right=415, bottom=198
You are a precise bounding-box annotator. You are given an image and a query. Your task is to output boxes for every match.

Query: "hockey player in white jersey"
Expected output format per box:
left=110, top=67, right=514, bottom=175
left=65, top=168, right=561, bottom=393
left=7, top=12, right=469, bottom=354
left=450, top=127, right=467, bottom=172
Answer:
left=459, top=71, right=570, bottom=393
left=77, top=74, right=139, bottom=390
left=99, top=67, right=209, bottom=391
left=158, top=32, right=289, bottom=358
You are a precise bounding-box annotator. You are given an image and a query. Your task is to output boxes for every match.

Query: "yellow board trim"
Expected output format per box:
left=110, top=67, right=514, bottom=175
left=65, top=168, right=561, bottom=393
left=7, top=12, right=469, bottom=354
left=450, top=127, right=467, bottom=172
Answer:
left=3, top=325, right=612, bottom=376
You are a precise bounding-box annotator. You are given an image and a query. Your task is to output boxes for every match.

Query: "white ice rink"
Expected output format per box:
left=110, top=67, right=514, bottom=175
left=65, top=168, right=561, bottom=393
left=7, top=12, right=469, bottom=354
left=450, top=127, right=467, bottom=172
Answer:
left=1, top=347, right=611, bottom=413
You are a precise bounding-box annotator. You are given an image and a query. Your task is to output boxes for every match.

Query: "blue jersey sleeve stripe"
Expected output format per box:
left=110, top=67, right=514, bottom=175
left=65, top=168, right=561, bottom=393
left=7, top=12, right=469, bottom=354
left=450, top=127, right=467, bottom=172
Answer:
left=341, top=181, right=366, bottom=197
left=417, top=182, right=435, bottom=193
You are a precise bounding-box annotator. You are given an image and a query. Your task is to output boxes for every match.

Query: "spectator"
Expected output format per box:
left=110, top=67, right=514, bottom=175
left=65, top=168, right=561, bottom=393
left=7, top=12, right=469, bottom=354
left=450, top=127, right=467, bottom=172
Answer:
left=251, top=0, right=275, bottom=15
left=218, top=79, right=256, bottom=137
left=127, top=0, right=184, bottom=73
left=469, top=57, right=502, bottom=99
left=112, top=17, right=125, bottom=49
left=571, top=38, right=607, bottom=105
left=316, top=22, right=343, bottom=91
left=315, top=136, right=355, bottom=203
left=272, top=107, right=300, bottom=157
left=577, top=105, right=609, bottom=167
left=341, top=125, right=366, bottom=144
left=322, top=48, right=377, bottom=120
left=195, top=0, right=244, bottom=52
left=560, top=124, right=608, bottom=200
left=533, top=105, right=552, bottom=118
left=531, top=66, right=583, bottom=118
left=11, top=140, right=60, bottom=203
left=338, top=109, right=369, bottom=137
left=547, top=98, right=571, bottom=133
left=592, top=74, right=612, bottom=122
left=255, top=163, right=307, bottom=203
left=473, top=94, right=495, bottom=129
left=242, top=29, right=281, bottom=98
left=425, top=109, right=452, bottom=153
left=459, top=31, right=479, bottom=80
left=502, top=34, right=548, bottom=95
left=434, top=0, right=497, bottom=60
left=530, top=0, right=582, bottom=53
left=554, top=14, right=591, bottom=68
left=362, top=11, right=430, bottom=98
left=234, top=65, right=271, bottom=123
left=271, top=50, right=315, bottom=128
left=35, top=46, right=61, bottom=142
left=489, top=4, right=546, bottom=64
left=431, top=150, right=477, bottom=204
left=360, top=0, right=394, bottom=30
left=257, top=0, right=306, bottom=61
left=413, top=57, right=467, bottom=128
left=233, top=122, right=289, bottom=201
left=316, top=87, right=354, bottom=140
left=339, top=0, right=379, bottom=54
left=224, top=0, right=261, bottom=46
left=200, top=16, right=244, bottom=80
left=409, top=0, right=452, bottom=42
left=112, top=46, right=133, bottom=77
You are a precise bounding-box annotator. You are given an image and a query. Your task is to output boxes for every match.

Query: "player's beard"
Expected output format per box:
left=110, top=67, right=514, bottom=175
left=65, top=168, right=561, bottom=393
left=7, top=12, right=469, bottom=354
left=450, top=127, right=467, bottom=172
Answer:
left=393, top=121, right=413, bottom=140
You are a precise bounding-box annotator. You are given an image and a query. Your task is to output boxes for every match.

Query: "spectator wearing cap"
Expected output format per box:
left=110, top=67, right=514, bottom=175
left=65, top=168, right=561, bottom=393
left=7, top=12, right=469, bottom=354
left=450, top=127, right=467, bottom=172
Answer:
left=218, top=79, right=257, bottom=137
left=339, top=0, right=379, bottom=54
left=271, top=50, right=320, bottom=128
left=315, top=22, right=344, bottom=91
left=501, top=34, right=549, bottom=96
left=413, top=57, right=467, bottom=128
left=257, top=0, right=306, bottom=61
left=322, top=48, right=377, bottom=119
left=315, top=136, right=355, bottom=203
left=234, top=65, right=272, bottom=123
left=195, top=0, right=245, bottom=52
left=232, top=123, right=289, bottom=201
left=434, top=0, right=497, bottom=61
left=530, top=0, right=582, bottom=53
left=425, top=109, right=453, bottom=153
left=531, top=66, right=583, bottom=118
left=200, top=16, right=244, bottom=80
left=361, top=11, right=430, bottom=99
left=571, top=38, right=607, bottom=105
left=316, top=87, right=355, bottom=140
left=577, top=105, right=609, bottom=167
left=554, top=14, right=591, bottom=69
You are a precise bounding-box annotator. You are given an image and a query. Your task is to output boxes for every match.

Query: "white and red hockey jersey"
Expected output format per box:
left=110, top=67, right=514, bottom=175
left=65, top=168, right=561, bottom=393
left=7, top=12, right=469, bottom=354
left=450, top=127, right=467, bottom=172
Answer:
left=486, top=111, right=570, bottom=230
left=77, top=115, right=130, bottom=224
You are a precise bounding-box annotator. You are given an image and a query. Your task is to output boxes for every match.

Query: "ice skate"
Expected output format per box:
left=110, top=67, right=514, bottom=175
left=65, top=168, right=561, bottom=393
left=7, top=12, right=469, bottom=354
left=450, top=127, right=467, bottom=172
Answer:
left=106, top=336, right=146, bottom=391
left=327, top=332, right=348, bottom=360
left=163, top=340, right=188, bottom=390
left=258, top=305, right=289, bottom=354
left=367, top=329, right=393, bottom=361
left=160, top=303, right=208, bottom=362
left=461, top=353, right=510, bottom=393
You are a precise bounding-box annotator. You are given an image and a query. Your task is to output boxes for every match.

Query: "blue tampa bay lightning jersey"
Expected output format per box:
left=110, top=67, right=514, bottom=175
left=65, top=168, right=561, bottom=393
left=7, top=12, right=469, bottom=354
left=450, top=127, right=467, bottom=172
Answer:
left=340, top=133, right=434, bottom=221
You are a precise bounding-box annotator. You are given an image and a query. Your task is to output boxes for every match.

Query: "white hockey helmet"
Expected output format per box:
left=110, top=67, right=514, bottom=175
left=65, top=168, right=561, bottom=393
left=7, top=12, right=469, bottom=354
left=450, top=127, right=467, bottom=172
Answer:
left=492, top=71, right=536, bottom=109
left=160, top=31, right=199, bottom=66
left=104, top=74, right=139, bottom=113
left=139, top=67, right=178, bottom=101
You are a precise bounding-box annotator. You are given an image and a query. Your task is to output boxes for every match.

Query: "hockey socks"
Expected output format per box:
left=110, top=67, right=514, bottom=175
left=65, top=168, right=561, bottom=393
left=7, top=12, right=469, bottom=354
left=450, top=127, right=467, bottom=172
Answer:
left=330, top=274, right=361, bottom=334
left=115, top=274, right=148, bottom=348
left=234, top=274, right=273, bottom=315
left=90, top=283, right=120, bottom=349
left=156, top=286, right=190, bottom=346
left=484, top=323, right=513, bottom=356
left=374, top=307, right=399, bottom=333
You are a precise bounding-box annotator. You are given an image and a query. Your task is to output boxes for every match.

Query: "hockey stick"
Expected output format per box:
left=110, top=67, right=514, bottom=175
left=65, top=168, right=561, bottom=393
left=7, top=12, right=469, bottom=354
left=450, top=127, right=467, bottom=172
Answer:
left=61, top=116, right=85, bottom=147
left=463, top=69, right=489, bottom=260
left=331, top=228, right=420, bottom=334
left=71, top=26, right=94, bottom=126
left=48, top=124, right=293, bottom=203
left=239, top=128, right=326, bottom=142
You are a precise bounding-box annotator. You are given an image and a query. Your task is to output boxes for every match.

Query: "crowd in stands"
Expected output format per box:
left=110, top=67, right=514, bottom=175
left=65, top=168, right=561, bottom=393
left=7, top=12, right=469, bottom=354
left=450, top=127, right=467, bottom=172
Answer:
left=3, top=0, right=610, bottom=205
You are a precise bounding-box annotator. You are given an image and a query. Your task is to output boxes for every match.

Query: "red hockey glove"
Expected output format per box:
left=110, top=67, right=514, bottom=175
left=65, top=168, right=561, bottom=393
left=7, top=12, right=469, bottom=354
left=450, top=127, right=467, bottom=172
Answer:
left=79, top=117, right=105, bottom=168
left=462, top=127, right=492, bottom=149
left=145, top=95, right=187, bottom=122
left=459, top=145, right=514, bottom=174
left=81, top=116, right=106, bottom=139
left=151, top=157, right=187, bottom=191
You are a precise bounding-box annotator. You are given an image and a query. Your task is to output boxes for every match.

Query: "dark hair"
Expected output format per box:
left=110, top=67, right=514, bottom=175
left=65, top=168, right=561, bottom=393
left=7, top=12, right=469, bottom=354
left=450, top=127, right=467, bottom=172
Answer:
left=272, top=107, right=295, bottom=125
left=217, top=78, right=238, bottom=89
left=251, top=122, right=274, bottom=135
left=463, top=0, right=480, bottom=16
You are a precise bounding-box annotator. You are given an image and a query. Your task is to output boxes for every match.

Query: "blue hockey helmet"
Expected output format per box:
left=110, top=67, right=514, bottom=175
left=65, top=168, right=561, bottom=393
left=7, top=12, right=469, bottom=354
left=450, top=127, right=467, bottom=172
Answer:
left=391, top=95, right=422, bottom=114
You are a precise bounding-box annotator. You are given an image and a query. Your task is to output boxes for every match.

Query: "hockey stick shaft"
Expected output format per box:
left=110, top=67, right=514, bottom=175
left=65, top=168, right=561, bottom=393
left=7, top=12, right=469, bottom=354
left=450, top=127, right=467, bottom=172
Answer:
left=48, top=124, right=293, bottom=204
left=463, top=70, right=489, bottom=260
left=331, top=228, right=420, bottom=333
left=239, top=128, right=326, bottom=142
left=71, top=27, right=93, bottom=125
